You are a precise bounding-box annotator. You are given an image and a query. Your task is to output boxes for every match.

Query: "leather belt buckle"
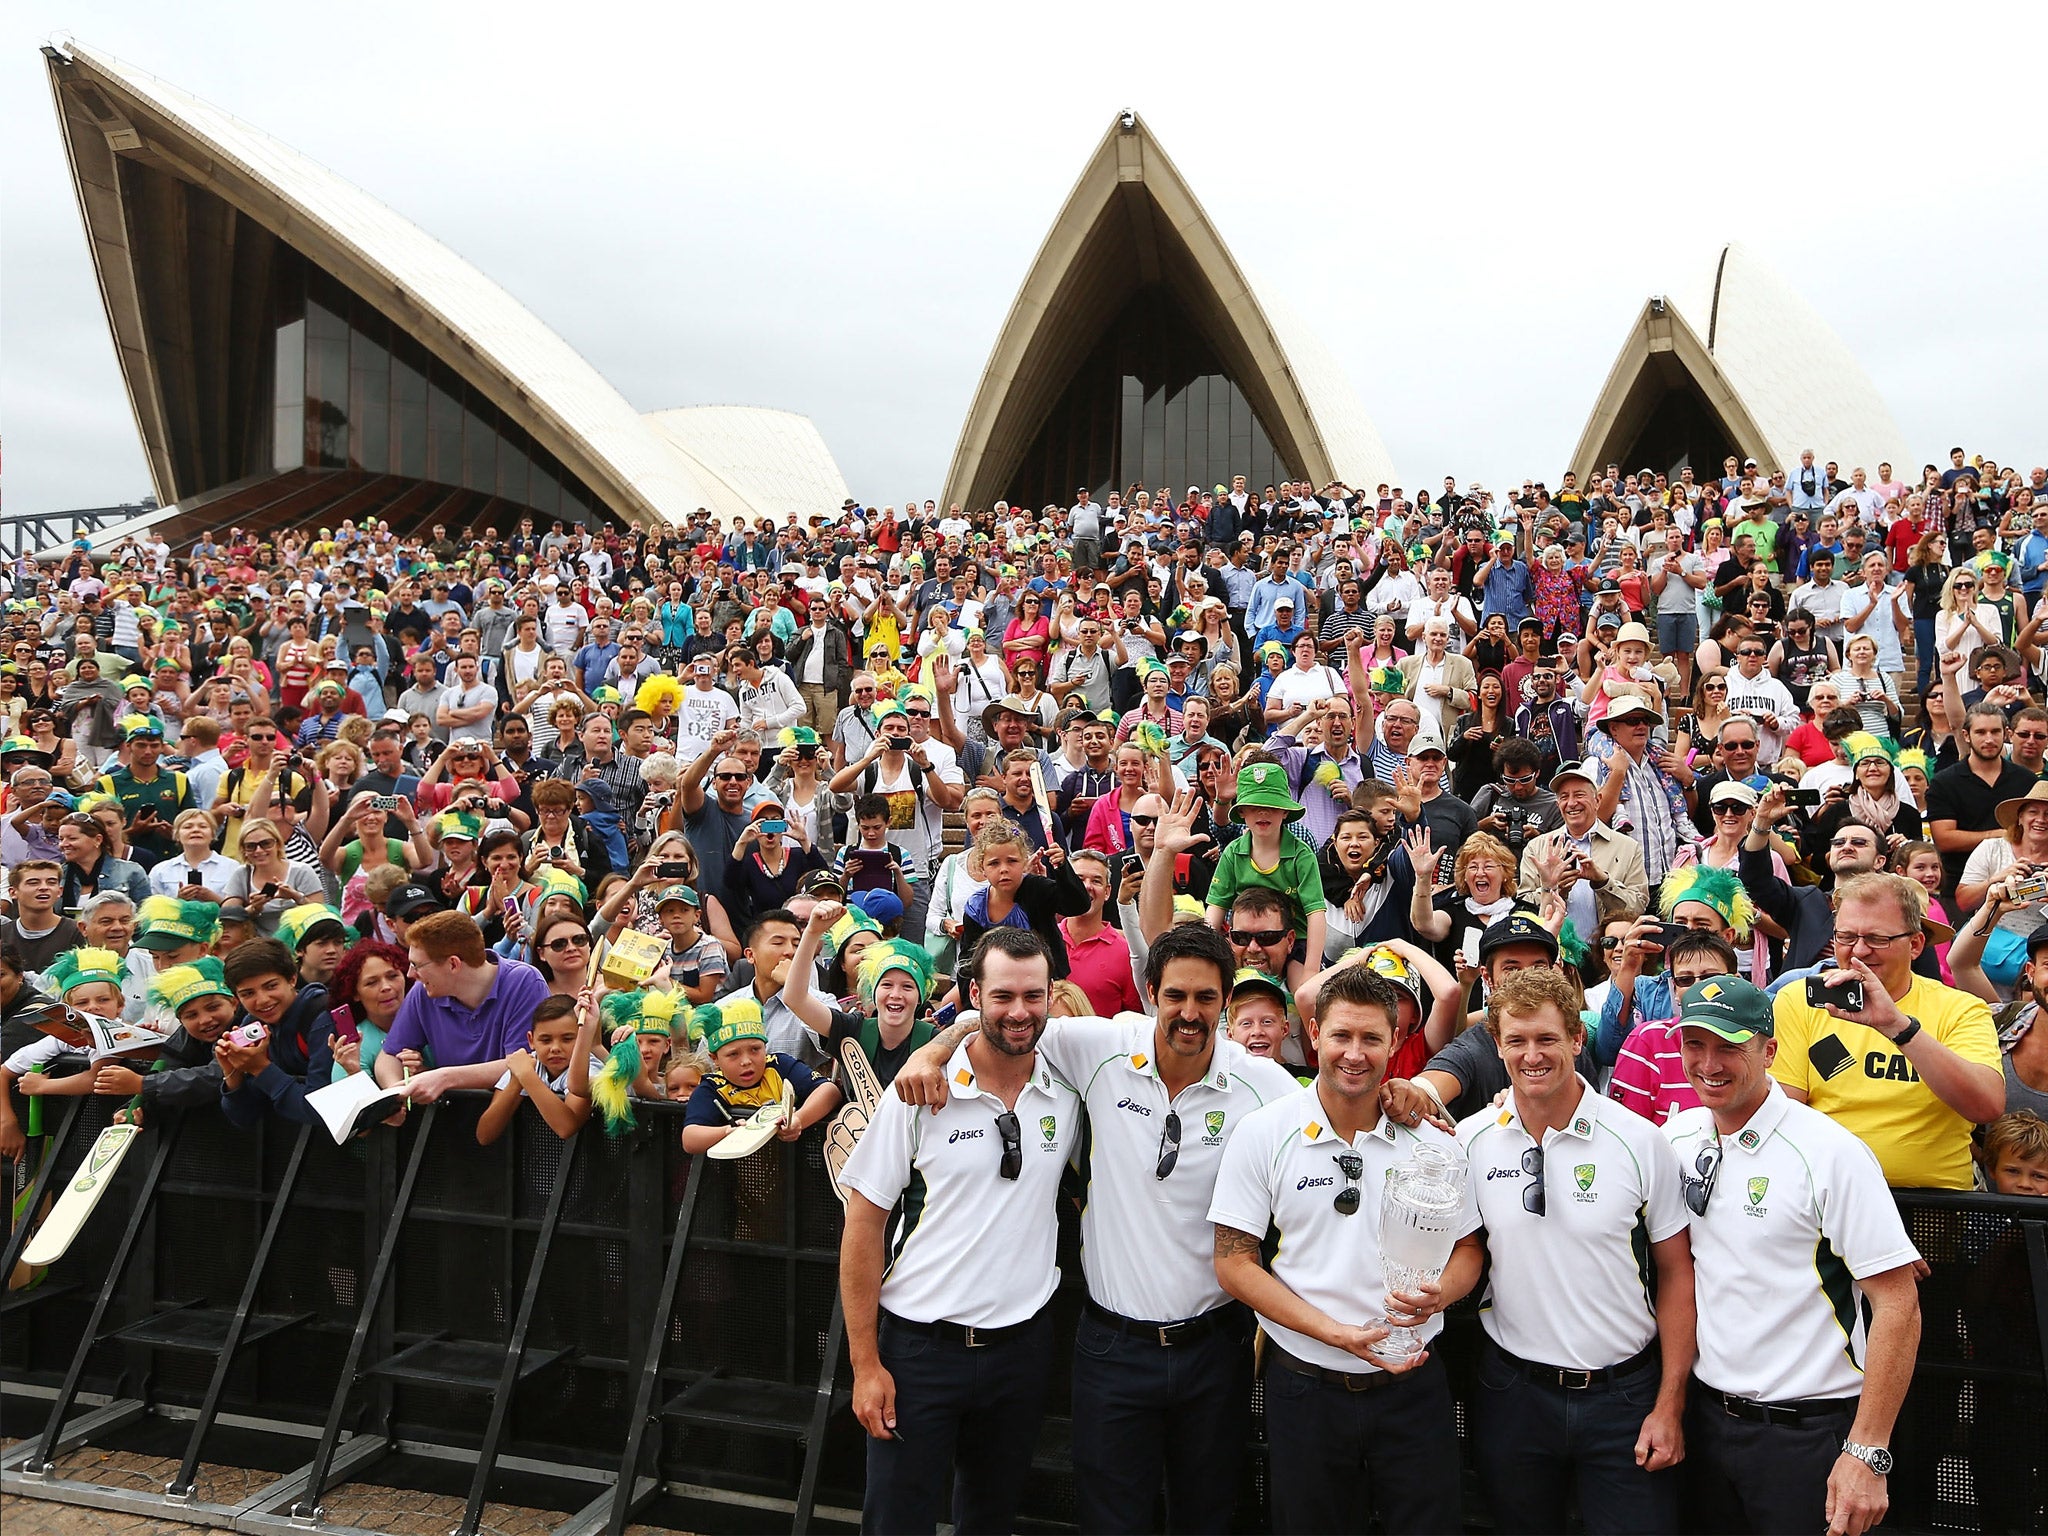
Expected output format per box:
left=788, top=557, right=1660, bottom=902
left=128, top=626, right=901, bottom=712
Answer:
left=1559, top=1368, right=1593, bottom=1390
left=1157, top=1323, right=1180, bottom=1347
left=962, top=1326, right=984, bottom=1349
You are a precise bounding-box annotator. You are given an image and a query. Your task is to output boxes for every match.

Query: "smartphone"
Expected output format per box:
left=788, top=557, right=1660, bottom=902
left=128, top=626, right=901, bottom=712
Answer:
left=331, top=1011, right=362, bottom=1047
left=1649, top=922, right=1688, bottom=952
left=1804, top=975, right=1866, bottom=1013
left=655, top=860, right=692, bottom=880
left=1461, top=930, right=1482, bottom=969
left=371, top=794, right=400, bottom=811
left=1784, top=787, right=1824, bottom=810
left=759, top=819, right=789, bottom=836
left=501, top=895, right=519, bottom=919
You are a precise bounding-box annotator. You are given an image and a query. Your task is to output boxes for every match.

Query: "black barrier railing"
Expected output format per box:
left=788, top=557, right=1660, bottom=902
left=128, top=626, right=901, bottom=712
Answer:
left=5, top=1092, right=2046, bottom=1535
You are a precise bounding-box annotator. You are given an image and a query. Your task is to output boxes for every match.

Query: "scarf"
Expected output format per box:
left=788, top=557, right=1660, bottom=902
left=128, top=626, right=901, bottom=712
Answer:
left=1463, top=893, right=1513, bottom=923
left=1848, top=786, right=1900, bottom=836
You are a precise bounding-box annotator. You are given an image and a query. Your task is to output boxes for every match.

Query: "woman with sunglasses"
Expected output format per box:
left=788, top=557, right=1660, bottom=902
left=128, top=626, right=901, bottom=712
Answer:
left=530, top=910, right=596, bottom=1000
left=950, top=628, right=1008, bottom=743
left=1673, top=781, right=1792, bottom=979
left=1935, top=565, right=2002, bottom=668
left=228, top=820, right=326, bottom=938
left=52, top=806, right=144, bottom=920
left=1001, top=590, right=1051, bottom=680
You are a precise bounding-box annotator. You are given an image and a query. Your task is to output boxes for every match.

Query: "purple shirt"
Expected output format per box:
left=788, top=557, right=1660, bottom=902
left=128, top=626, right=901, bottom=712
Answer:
left=383, top=954, right=548, bottom=1067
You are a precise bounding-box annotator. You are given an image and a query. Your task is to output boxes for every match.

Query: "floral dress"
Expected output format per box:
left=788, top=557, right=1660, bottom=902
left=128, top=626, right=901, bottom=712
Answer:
left=1531, top=565, right=1588, bottom=642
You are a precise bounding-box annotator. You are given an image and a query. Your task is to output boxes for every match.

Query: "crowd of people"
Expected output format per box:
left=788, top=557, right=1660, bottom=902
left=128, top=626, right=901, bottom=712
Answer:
left=2, top=448, right=2046, bottom=1536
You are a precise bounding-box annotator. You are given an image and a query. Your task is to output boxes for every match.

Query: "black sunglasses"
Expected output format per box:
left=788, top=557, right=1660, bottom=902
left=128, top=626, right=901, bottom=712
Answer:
left=1229, top=928, right=1288, bottom=948
left=1156, top=1111, right=1181, bottom=1180
left=543, top=934, right=591, bottom=952
left=1521, top=1146, right=1546, bottom=1216
left=1130, top=814, right=1159, bottom=828
left=994, top=1111, right=1022, bottom=1181
left=1332, top=1152, right=1364, bottom=1216
left=713, top=771, right=750, bottom=781
left=1682, top=1140, right=1723, bottom=1215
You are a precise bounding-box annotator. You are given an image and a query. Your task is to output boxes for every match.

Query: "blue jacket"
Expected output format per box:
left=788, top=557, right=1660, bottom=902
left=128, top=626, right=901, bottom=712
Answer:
left=221, top=985, right=335, bottom=1130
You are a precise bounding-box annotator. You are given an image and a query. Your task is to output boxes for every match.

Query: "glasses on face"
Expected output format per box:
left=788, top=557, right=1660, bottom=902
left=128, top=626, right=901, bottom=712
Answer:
left=904, top=709, right=931, bottom=719
left=1521, top=1146, right=1546, bottom=1216
left=713, top=771, right=750, bottom=782
left=1155, top=1111, right=1181, bottom=1180
left=543, top=934, right=591, bottom=953
left=1501, top=772, right=1538, bottom=785
left=1682, top=1141, right=1723, bottom=1215
left=1833, top=929, right=1913, bottom=952
left=1229, top=927, right=1287, bottom=949
left=994, top=1111, right=1023, bottom=1181
left=1737, top=648, right=1766, bottom=658
left=1713, top=803, right=1750, bottom=818
left=241, top=839, right=277, bottom=854
left=1130, top=814, right=1159, bottom=828
left=1332, top=1152, right=1364, bottom=1216
left=1702, top=682, right=1727, bottom=692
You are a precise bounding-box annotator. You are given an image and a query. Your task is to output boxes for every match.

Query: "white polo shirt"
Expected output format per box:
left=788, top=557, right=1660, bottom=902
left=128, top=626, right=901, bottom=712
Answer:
left=1038, top=1014, right=1298, bottom=1323
left=1459, top=1079, right=1688, bottom=1370
left=839, top=1038, right=1079, bottom=1329
left=1207, top=1085, right=1479, bottom=1375
left=1665, top=1083, right=1919, bottom=1403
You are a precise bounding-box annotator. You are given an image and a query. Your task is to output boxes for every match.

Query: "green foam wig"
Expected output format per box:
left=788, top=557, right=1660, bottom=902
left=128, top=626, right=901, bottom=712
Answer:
left=1657, top=864, right=1756, bottom=940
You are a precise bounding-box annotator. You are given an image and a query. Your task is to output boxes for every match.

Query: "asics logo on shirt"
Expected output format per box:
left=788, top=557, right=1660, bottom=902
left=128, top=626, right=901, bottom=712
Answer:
left=948, top=1128, right=985, bottom=1143
left=1116, top=1097, right=1153, bottom=1118
left=1296, top=1174, right=1335, bottom=1190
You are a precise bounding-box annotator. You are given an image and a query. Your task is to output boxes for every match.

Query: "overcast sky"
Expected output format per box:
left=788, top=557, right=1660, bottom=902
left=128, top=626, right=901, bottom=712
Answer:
left=5, top=2, right=2044, bottom=520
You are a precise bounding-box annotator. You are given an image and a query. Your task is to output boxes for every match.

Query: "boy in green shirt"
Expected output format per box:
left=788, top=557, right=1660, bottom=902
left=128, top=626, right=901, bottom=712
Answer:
left=1204, top=762, right=1325, bottom=988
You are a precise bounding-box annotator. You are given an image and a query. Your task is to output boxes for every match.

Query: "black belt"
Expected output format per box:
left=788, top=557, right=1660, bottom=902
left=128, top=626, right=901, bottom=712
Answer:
left=1267, top=1343, right=1408, bottom=1393
left=1493, top=1339, right=1658, bottom=1391
left=1084, top=1298, right=1242, bottom=1348
left=881, top=1308, right=1041, bottom=1350
left=1714, top=1389, right=1859, bottom=1426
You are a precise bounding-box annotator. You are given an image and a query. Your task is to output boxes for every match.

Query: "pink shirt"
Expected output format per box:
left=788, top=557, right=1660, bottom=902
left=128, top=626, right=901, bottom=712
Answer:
left=1059, top=917, right=1141, bottom=1019
left=1607, top=1019, right=1699, bottom=1126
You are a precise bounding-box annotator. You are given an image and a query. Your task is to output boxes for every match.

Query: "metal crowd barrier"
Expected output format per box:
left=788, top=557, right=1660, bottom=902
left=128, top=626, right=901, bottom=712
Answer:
left=3, top=1090, right=2044, bottom=1534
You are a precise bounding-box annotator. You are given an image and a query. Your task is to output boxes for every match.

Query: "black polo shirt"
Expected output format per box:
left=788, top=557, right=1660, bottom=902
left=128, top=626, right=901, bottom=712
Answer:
left=1924, top=757, right=2039, bottom=889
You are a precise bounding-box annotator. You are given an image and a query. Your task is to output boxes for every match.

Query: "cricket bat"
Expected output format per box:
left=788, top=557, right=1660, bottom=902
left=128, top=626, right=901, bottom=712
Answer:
left=823, top=1039, right=885, bottom=1207
left=21, top=1123, right=141, bottom=1268
left=1026, top=762, right=1059, bottom=851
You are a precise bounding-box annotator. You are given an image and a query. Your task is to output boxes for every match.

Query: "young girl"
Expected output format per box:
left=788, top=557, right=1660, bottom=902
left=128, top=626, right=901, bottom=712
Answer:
left=589, top=989, right=681, bottom=1135
left=1, top=947, right=151, bottom=1109
left=1896, top=840, right=1958, bottom=986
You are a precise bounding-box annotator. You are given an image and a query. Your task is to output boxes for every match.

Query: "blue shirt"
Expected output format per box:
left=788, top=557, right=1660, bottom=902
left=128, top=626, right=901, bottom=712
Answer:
left=2016, top=531, right=2048, bottom=597
left=572, top=640, right=620, bottom=693
left=1480, top=559, right=1534, bottom=624
left=1248, top=576, right=1310, bottom=633
left=383, top=955, right=550, bottom=1068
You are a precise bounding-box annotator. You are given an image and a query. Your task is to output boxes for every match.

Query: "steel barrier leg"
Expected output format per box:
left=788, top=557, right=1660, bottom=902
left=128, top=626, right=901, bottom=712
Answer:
left=27, top=1118, right=180, bottom=1475
left=605, top=1164, right=705, bottom=1536
left=166, top=1123, right=312, bottom=1498
left=791, top=1297, right=846, bottom=1536
left=289, top=1103, right=438, bottom=1523
left=455, top=1135, right=580, bottom=1536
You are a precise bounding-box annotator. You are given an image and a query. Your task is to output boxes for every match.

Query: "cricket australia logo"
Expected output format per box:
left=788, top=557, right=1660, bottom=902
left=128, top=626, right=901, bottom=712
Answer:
left=1746, top=1176, right=1770, bottom=1208
left=1039, top=1114, right=1058, bottom=1143
left=1574, top=1164, right=1595, bottom=1191
left=1204, top=1110, right=1226, bottom=1144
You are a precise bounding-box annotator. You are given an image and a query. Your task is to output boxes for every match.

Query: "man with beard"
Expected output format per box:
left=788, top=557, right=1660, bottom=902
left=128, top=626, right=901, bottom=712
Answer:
left=1471, top=740, right=1562, bottom=861
left=895, top=923, right=1294, bottom=1533
left=840, top=929, right=1079, bottom=1536
left=1209, top=963, right=1476, bottom=1535
left=1512, top=655, right=1581, bottom=776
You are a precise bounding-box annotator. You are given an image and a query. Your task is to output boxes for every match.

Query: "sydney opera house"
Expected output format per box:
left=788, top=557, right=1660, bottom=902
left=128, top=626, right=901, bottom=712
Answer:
left=42, top=40, right=1904, bottom=545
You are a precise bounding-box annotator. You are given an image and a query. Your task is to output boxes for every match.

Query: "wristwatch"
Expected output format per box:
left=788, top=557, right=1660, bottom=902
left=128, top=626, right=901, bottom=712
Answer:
left=1890, top=1016, right=1922, bottom=1049
left=1842, top=1440, right=1893, bottom=1476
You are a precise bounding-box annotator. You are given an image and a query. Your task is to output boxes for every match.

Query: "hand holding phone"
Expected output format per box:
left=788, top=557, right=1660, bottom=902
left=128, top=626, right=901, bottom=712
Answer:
left=1805, top=975, right=1866, bottom=1013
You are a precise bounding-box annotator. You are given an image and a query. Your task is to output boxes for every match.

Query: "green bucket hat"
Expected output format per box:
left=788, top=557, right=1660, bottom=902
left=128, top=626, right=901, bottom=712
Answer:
left=1231, top=761, right=1304, bottom=823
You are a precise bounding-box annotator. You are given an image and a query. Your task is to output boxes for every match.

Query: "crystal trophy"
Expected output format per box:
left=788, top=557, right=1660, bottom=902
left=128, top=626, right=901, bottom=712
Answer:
left=1376, top=1143, right=1465, bottom=1365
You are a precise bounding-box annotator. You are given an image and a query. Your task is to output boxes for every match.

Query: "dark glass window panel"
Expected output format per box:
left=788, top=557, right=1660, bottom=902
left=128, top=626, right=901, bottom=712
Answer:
left=1003, top=284, right=1297, bottom=512
left=390, top=333, right=429, bottom=481
left=427, top=362, right=462, bottom=487
left=1609, top=374, right=1739, bottom=484
left=349, top=308, right=390, bottom=474
left=560, top=472, right=591, bottom=526
left=305, top=285, right=349, bottom=470
left=528, top=448, right=561, bottom=519
left=463, top=390, right=496, bottom=493
left=497, top=435, right=530, bottom=507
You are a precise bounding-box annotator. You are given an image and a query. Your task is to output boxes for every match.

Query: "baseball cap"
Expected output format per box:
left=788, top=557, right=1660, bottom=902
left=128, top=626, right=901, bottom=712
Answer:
left=1230, top=968, right=1290, bottom=1008
left=1675, top=976, right=1774, bottom=1042
left=799, top=868, right=846, bottom=898
left=1708, top=779, right=1760, bottom=809
left=386, top=882, right=442, bottom=919
left=655, top=883, right=698, bottom=908
left=1477, top=913, right=1560, bottom=963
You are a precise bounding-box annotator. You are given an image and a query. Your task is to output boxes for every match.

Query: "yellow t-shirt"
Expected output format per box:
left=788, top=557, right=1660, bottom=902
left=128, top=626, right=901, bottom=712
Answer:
left=1770, top=973, right=2000, bottom=1190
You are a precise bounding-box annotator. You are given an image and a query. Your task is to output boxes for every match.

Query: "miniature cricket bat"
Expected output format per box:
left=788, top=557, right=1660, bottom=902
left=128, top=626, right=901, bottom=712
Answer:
left=21, top=1123, right=141, bottom=1268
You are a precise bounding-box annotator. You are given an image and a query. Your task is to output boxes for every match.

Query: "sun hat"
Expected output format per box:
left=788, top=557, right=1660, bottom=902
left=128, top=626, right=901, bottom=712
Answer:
left=1231, top=762, right=1304, bottom=823
left=1614, top=622, right=1652, bottom=647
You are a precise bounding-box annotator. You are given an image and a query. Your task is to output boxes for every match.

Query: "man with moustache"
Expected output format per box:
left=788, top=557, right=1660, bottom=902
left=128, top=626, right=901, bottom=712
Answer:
left=840, top=929, right=1079, bottom=1536
left=895, top=924, right=1295, bottom=1532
